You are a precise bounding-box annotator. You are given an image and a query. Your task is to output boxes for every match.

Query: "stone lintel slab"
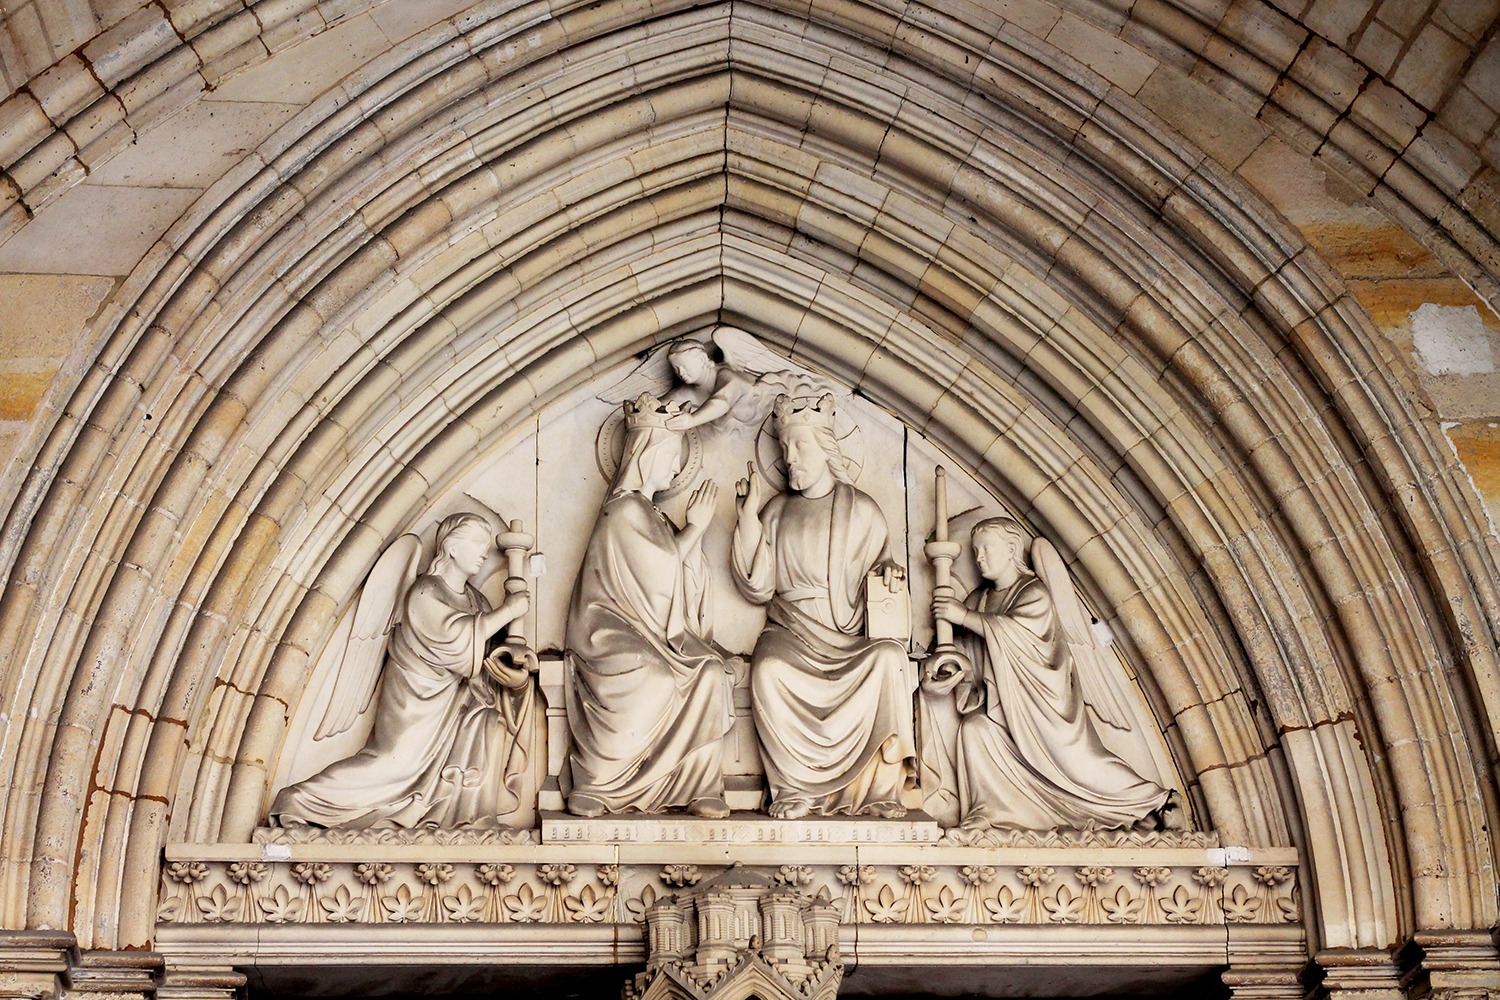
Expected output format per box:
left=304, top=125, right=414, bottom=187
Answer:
left=153, top=920, right=1293, bottom=966
left=152, top=921, right=1305, bottom=998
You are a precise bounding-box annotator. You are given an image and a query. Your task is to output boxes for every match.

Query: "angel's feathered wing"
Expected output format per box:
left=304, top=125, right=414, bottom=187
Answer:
left=1032, top=538, right=1133, bottom=731
left=595, top=344, right=675, bottom=403
left=712, top=327, right=792, bottom=376
left=713, top=327, right=829, bottom=392
left=312, top=533, right=423, bottom=740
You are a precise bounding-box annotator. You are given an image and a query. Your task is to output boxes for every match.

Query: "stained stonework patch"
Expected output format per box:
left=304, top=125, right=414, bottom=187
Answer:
left=1412, top=303, right=1497, bottom=376
left=0, top=272, right=115, bottom=421
left=1446, top=421, right=1500, bottom=532
left=1339, top=277, right=1500, bottom=419
left=1298, top=222, right=1445, bottom=278
left=0, top=368, right=58, bottom=421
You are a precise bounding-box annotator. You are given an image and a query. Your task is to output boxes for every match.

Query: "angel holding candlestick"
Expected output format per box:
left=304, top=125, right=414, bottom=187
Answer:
left=920, top=510, right=1185, bottom=832
left=270, top=512, right=537, bottom=829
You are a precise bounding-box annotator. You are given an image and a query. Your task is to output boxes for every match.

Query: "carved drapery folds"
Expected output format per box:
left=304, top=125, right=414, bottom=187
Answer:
left=261, top=353, right=1187, bottom=838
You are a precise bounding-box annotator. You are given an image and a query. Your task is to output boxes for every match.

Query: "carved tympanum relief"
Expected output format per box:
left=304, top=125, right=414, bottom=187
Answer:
left=264, top=329, right=1185, bottom=837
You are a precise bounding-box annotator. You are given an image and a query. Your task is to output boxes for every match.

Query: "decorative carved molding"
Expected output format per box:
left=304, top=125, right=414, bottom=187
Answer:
left=252, top=826, right=537, bottom=846
left=936, top=826, right=1217, bottom=849
left=157, top=852, right=1300, bottom=930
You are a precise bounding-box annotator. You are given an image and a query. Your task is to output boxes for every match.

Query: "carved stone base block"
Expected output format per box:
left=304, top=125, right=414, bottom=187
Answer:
left=63, top=952, right=161, bottom=1000
left=0, top=932, right=73, bottom=1000
left=541, top=812, right=941, bottom=845
left=1222, top=965, right=1309, bottom=999
left=154, top=969, right=245, bottom=1000
left=1400, top=931, right=1500, bottom=1000
left=1314, top=948, right=1404, bottom=1000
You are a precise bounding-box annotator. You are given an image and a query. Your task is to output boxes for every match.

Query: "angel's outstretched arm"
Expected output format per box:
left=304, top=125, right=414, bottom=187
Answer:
left=666, top=394, right=731, bottom=429
left=665, top=370, right=755, bottom=429
left=478, top=590, right=529, bottom=637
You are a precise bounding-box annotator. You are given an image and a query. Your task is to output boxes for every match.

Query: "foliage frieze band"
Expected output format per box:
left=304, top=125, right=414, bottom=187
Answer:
left=158, top=857, right=1297, bottom=928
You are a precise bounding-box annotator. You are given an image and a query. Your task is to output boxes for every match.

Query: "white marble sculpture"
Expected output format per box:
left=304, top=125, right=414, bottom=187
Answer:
left=564, top=393, right=734, bottom=818
left=920, top=514, right=1185, bottom=832
left=731, top=394, right=916, bottom=819
left=598, top=327, right=826, bottom=434
left=270, top=513, right=535, bottom=828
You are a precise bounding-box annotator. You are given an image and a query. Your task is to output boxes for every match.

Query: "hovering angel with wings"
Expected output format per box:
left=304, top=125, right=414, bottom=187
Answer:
left=269, top=512, right=535, bottom=829
left=924, top=516, right=1184, bottom=832
left=597, top=328, right=826, bottom=433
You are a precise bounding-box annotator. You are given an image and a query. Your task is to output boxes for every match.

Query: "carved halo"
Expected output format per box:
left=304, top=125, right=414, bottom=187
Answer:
left=593, top=407, right=705, bottom=500
left=752, top=397, right=866, bottom=492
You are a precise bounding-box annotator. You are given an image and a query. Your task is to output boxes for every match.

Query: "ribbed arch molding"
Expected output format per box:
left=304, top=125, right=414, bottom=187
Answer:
left=2, top=1, right=1494, bottom=310
left=0, top=0, right=1494, bottom=966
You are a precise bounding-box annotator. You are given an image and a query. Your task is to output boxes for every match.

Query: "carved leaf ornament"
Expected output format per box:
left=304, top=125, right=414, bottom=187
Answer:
left=162, top=859, right=1299, bottom=930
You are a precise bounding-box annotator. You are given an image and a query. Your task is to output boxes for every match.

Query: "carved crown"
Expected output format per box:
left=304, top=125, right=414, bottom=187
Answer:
left=771, top=393, right=836, bottom=431
left=624, top=391, right=683, bottom=429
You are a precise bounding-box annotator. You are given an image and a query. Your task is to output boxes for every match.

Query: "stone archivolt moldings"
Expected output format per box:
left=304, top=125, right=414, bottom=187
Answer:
left=157, top=852, right=1298, bottom=930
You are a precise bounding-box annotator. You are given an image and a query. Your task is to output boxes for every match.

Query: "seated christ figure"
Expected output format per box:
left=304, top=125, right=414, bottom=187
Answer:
left=731, top=394, right=916, bottom=819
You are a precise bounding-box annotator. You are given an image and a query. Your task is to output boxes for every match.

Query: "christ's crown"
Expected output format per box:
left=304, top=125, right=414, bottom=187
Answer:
left=772, top=393, right=836, bottom=431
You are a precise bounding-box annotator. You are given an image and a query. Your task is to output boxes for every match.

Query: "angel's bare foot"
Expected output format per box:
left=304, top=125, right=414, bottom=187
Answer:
left=863, top=801, right=906, bottom=819
left=769, top=797, right=812, bottom=820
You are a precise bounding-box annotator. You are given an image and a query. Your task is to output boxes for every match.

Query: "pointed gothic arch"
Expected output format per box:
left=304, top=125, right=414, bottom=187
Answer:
left=0, top=1, right=1495, bottom=997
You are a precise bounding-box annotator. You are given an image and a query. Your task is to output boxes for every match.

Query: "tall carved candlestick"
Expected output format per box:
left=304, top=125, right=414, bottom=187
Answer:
left=489, top=518, right=539, bottom=676
left=922, top=467, right=970, bottom=684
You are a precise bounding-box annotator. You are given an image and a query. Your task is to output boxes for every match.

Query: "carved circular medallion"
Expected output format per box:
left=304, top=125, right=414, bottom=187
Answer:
left=593, top=407, right=704, bottom=500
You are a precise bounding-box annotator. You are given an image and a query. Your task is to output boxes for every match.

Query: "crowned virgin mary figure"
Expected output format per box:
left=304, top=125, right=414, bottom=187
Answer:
left=564, top=393, right=734, bottom=818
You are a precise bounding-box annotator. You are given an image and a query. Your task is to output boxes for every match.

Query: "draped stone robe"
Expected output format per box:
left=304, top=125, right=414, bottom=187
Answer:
left=271, top=577, right=533, bottom=828
left=565, top=490, right=732, bottom=812
left=733, top=483, right=916, bottom=813
left=936, top=575, right=1169, bottom=830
